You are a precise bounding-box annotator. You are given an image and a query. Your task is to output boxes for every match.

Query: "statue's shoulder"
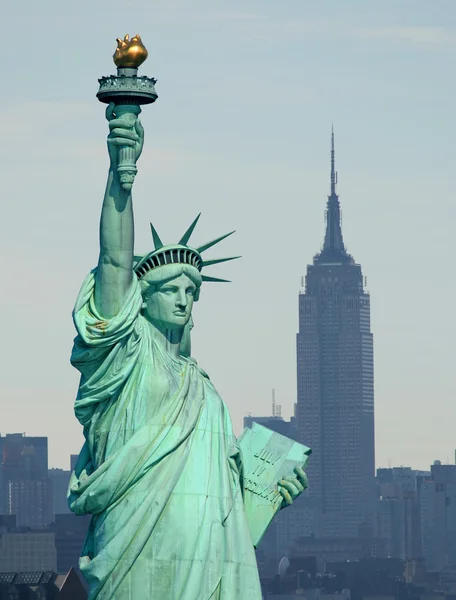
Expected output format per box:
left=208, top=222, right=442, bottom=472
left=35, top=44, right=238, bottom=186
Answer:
left=186, top=357, right=210, bottom=380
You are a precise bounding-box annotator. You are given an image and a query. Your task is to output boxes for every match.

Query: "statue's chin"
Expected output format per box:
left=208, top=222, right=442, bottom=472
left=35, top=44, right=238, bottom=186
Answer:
left=164, top=323, right=186, bottom=333
left=145, top=315, right=188, bottom=334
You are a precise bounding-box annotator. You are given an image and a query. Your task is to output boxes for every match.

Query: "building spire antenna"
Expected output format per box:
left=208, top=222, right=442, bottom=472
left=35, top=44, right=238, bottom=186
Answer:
left=316, top=126, right=352, bottom=263
left=331, top=125, right=337, bottom=196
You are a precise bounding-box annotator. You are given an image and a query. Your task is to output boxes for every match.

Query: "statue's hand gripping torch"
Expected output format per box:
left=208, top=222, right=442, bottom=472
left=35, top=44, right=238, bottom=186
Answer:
left=97, top=34, right=157, bottom=191
left=107, top=103, right=142, bottom=191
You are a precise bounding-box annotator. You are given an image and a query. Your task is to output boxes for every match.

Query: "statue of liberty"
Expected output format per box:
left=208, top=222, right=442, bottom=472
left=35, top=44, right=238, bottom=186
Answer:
left=68, top=35, right=308, bottom=600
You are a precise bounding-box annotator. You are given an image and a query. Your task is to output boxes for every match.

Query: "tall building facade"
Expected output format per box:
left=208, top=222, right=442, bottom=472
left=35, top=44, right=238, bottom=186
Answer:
left=49, top=468, right=72, bottom=518
left=376, top=468, right=424, bottom=561
left=420, top=462, right=456, bottom=571
left=0, top=433, right=52, bottom=528
left=296, top=132, right=375, bottom=539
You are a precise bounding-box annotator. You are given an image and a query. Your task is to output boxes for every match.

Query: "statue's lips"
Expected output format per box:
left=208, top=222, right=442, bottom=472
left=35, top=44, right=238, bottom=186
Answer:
left=173, top=312, right=187, bottom=317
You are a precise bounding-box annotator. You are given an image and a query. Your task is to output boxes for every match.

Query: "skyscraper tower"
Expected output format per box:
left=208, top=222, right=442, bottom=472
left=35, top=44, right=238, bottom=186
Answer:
left=296, top=131, right=375, bottom=539
left=0, top=434, right=52, bottom=529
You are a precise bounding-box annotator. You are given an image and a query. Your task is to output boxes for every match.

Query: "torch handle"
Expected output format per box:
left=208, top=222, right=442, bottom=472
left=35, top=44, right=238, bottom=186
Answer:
left=113, top=104, right=142, bottom=191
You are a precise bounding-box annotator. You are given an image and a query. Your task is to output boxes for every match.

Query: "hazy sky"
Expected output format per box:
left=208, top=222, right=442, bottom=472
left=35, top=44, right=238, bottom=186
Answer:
left=1, top=0, right=455, bottom=470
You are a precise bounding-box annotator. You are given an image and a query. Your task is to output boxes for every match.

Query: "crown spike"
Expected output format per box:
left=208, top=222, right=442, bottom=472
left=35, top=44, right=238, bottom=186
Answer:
left=150, top=223, right=164, bottom=250
left=197, top=231, right=235, bottom=254
left=202, top=275, right=231, bottom=283
left=179, top=213, right=201, bottom=246
left=202, top=256, right=241, bottom=267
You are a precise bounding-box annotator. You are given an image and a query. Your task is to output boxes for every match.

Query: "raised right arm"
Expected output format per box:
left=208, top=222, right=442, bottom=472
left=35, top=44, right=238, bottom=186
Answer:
left=93, top=104, right=144, bottom=318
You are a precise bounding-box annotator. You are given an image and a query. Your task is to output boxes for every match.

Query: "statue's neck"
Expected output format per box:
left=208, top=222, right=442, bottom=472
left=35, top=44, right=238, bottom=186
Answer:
left=145, top=319, right=183, bottom=359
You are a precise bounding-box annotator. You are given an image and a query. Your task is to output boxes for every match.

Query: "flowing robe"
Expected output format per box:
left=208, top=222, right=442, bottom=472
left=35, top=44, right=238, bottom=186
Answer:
left=68, top=272, right=262, bottom=599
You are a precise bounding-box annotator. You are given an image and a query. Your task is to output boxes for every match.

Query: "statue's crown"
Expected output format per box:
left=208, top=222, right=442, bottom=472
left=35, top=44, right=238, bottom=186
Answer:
left=133, top=214, right=240, bottom=283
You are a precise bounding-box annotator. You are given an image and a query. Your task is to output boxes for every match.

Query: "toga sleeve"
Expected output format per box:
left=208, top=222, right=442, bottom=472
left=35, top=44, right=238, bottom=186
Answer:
left=72, top=269, right=143, bottom=349
left=70, top=270, right=145, bottom=427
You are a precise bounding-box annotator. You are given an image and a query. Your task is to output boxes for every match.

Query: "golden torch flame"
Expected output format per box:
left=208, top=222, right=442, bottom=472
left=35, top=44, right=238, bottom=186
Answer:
left=113, top=34, right=148, bottom=69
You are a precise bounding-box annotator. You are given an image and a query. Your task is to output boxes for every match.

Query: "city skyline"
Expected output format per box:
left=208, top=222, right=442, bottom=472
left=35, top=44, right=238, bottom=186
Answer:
left=1, top=0, right=456, bottom=470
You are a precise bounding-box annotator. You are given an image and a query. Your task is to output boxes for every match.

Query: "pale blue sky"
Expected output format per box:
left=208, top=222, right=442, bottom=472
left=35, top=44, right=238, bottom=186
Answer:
left=1, top=0, right=455, bottom=469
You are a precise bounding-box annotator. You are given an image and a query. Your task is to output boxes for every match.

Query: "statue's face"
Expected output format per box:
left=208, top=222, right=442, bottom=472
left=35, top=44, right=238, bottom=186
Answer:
left=143, top=273, right=196, bottom=331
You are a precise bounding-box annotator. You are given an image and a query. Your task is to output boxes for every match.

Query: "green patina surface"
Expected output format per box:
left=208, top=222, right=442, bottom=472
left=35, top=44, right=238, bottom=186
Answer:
left=68, top=43, right=310, bottom=600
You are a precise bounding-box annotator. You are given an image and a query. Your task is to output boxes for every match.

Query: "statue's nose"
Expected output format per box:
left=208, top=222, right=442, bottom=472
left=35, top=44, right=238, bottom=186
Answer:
left=176, top=290, right=187, bottom=307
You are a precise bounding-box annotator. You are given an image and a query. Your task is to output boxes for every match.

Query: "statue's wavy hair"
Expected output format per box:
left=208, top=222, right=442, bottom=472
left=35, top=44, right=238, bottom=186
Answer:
left=138, top=263, right=202, bottom=301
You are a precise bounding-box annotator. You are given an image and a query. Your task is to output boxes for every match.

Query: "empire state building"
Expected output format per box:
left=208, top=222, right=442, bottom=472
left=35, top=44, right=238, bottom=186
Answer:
left=297, top=132, right=375, bottom=539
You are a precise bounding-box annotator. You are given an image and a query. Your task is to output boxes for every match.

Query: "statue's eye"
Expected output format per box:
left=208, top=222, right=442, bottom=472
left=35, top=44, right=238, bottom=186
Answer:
left=186, top=288, right=195, bottom=296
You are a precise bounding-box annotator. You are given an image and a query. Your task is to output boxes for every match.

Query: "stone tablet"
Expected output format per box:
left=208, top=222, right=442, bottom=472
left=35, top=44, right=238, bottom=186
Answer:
left=238, top=422, right=311, bottom=547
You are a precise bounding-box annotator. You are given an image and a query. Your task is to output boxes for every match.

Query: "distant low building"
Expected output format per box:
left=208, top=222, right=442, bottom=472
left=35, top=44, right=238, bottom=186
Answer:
left=49, top=513, right=91, bottom=574
left=0, top=511, right=90, bottom=576
left=0, top=569, right=88, bottom=599
left=325, top=558, right=404, bottom=599
left=0, top=514, right=16, bottom=531
left=376, top=493, right=422, bottom=561
left=375, top=466, right=428, bottom=563
left=291, top=536, right=365, bottom=573
left=70, top=455, right=78, bottom=472
left=266, top=593, right=350, bottom=600
left=7, top=478, right=53, bottom=529
left=376, top=462, right=456, bottom=573
left=49, top=468, right=71, bottom=518
left=0, top=531, right=57, bottom=572
left=420, top=462, right=456, bottom=572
